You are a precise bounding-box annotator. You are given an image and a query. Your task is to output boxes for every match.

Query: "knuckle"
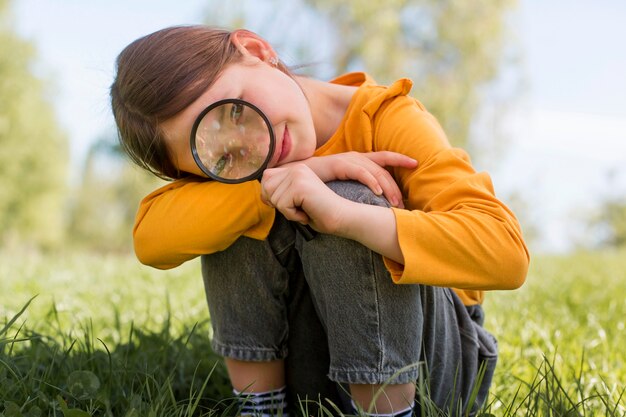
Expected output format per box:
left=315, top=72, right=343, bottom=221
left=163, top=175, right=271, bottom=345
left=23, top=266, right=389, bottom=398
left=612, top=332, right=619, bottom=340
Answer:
left=356, top=165, right=369, bottom=175
left=373, top=169, right=388, bottom=179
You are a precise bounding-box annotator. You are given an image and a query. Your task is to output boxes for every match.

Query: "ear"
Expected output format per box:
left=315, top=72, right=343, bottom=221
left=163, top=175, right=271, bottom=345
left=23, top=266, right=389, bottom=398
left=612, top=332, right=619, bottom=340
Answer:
left=230, top=29, right=276, bottom=63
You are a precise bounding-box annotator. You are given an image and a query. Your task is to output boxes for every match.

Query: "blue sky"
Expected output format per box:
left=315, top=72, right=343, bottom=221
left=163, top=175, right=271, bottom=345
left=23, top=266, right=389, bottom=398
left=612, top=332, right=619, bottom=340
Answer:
left=13, top=0, right=626, bottom=252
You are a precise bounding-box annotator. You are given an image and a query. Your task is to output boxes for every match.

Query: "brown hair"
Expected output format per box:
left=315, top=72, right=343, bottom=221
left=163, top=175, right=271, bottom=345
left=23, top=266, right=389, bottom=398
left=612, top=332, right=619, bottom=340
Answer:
left=111, top=25, right=281, bottom=180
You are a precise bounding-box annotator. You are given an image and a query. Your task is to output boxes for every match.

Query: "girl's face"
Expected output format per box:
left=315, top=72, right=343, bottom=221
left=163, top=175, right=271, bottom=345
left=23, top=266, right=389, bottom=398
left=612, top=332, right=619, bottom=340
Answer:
left=161, top=58, right=317, bottom=177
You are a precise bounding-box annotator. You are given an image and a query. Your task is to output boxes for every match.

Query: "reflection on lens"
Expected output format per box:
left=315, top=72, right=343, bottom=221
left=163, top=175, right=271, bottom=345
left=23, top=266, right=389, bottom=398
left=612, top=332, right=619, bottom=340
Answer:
left=191, top=100, right=274, bottom=181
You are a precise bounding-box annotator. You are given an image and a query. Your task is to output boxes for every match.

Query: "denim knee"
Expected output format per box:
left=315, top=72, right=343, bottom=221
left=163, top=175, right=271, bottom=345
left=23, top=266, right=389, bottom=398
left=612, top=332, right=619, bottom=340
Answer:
left=299, top=180, right=498, bottom=413
left=325, top=180, right=391, bottom=208
left=296, top=180, right=423, bottom=384
left=200, top=234, right=292, bottom=361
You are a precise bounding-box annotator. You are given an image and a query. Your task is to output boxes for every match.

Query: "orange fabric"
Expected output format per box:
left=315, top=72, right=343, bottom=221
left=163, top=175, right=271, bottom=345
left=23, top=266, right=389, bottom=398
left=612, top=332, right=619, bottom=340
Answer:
left=133, top=73, right=529, bottom=305
left=134, top=179, right=274, bottom=269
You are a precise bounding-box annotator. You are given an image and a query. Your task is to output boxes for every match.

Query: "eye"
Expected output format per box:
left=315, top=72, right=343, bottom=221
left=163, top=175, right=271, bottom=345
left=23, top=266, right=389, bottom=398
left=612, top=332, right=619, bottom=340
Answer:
left=230, top=103, right=244, bottom=123
left=212, top=153, right=231, bottom=175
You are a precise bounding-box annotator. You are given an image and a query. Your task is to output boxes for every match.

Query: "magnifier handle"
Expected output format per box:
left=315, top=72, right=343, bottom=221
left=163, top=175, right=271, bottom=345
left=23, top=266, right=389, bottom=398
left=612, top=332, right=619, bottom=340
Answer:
left=295, top=223, right=316, bottom=241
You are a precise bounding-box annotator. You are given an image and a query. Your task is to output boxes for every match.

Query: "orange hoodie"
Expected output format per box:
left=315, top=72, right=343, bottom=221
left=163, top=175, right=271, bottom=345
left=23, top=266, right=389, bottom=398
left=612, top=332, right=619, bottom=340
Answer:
left=133, top=73, right=529, bottom=305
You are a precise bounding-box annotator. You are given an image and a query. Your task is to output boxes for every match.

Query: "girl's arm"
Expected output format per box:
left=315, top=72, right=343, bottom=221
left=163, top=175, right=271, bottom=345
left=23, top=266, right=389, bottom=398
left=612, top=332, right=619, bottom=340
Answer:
left=133, top=178, right=274, bottom=269
left=261, top=97, right=530, bottom=291
left=261, top=164, right=403, bottom=260
left=375, top=98, right=530, bottom=290
left=133, top=152, right=414, bottom=269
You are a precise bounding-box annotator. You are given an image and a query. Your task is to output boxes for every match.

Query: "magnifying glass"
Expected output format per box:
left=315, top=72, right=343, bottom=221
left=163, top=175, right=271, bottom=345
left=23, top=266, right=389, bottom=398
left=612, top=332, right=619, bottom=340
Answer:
left=190, top=98, right=315, bottom=240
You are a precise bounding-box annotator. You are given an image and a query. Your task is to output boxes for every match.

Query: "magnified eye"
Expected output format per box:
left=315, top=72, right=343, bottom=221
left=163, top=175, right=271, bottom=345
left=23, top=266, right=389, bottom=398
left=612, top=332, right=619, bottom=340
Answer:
left=230, top=103, right=244, bottom=123
left=212, top=153, right=231, bottom=175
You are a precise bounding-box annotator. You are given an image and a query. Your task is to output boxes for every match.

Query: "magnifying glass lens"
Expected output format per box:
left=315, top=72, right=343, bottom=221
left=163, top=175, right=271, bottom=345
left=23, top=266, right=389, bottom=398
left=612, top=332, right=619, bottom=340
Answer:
left=192, top=100, right=274, bottom=182
left=190, top=99, right=316, bottom=241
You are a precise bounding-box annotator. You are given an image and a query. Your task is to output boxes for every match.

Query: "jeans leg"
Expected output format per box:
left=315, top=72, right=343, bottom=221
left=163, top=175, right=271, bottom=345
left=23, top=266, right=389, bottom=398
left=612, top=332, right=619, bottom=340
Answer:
left=200, top=212, right=346, bottom=413
left=296, top=181, right=422, bottom=384
left=200, top=235, right=290, bottom=361
left=296, top=180, right=497, bottom=414
left=284, top=261, right=347, bottom=413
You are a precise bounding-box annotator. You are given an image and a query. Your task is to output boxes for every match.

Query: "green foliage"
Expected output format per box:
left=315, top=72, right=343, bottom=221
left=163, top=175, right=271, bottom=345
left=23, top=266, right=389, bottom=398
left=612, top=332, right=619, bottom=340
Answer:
left=0, top=0, right=68, bottom=248
left=588, top=197, right=626, bottom=248
left=307, top=0, right=519, bottom=149
left=1, top=249, right=625, bottom=415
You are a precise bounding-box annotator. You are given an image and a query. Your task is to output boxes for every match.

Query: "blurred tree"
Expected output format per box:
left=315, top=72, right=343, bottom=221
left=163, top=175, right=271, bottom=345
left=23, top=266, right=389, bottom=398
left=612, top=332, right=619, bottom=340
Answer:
left=67, top=134, right=166, bottom=252
left=0, top=0, right=68, bottom=248
left=311, top=0, right=519, bottom=150
left=586, top=198, right=626, bottom=249
left=203, top=0, right=520, bottom=150
left=577, top=169, right=626, bottom=249
left=596, top=199, right=626, bottom=248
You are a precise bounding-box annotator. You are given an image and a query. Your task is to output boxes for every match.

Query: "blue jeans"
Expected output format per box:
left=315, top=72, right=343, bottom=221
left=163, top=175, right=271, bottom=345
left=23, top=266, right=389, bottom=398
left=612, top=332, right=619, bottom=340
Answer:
left=200, top=181, right=497, bottom=415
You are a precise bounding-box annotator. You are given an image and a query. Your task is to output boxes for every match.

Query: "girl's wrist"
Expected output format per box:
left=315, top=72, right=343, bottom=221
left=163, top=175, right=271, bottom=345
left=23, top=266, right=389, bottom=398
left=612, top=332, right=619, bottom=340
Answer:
left=334, top=201, right=404, bottom=264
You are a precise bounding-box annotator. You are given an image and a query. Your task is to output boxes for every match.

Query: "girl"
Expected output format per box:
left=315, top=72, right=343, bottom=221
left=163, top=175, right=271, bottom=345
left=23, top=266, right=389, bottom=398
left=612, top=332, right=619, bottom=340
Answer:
left=111, top=25, right=529, bottom=416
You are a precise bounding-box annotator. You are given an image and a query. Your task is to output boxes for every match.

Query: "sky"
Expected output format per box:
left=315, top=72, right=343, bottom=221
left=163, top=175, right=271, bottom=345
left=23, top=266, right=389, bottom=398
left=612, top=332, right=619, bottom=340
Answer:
left=12, top=0, right=626, bottom=253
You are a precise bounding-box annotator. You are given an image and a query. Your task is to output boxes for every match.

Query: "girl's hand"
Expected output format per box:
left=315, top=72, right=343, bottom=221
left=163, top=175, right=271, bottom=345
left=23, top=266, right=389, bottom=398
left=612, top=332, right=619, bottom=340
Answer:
left=281, top=151, right=417, bottom=208
left=261, top=164, right=351, bottom=235
left=261, top=164, right=406, bottom=263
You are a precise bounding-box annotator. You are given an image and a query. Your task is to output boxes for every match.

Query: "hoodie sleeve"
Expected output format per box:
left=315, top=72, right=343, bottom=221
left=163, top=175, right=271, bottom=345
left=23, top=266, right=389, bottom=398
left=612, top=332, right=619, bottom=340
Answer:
left=133, top=178, right=275, bottom=269
left=373, top=96, right=529, bottom=290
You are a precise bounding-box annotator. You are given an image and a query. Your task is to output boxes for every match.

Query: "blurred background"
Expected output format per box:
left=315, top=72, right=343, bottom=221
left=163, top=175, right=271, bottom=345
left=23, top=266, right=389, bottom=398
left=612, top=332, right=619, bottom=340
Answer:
left=2, top=0, right=626, bottom=255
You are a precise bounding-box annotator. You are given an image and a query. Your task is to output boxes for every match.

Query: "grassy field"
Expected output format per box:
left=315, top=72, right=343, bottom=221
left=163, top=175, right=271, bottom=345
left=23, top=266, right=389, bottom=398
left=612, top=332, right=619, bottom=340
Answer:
left=1, top=248, right=625, bottom=416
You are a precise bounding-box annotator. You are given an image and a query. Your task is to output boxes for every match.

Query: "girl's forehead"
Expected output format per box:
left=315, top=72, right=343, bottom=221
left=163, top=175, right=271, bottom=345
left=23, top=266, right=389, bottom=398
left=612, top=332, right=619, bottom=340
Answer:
left=202, top=77, right=233, bottom=103
left=209, top=59, right=270, bottom=96
left=176, top=62, right=262, bottom=133
left=209, top=63, right=248, bottom=96
left=188, top=68, right=241, bottom=118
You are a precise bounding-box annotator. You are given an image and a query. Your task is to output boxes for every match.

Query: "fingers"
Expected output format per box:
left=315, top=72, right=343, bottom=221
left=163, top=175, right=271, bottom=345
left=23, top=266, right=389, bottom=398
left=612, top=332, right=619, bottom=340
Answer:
left=361, top=152, right=417, bottom=208
left=364, top=151, right=418, bottom=169
left=372, top=168, right=404, bottom=208
left=323, top=152, right=412, bottom=208
left=345, top=154, right=406, bottom=207
left=261, top=166, right=311, bottom=224
left=260, top=167, right=287, bottom=207
left=339, top=165, right=382, bottom=195
left=336, top=162, right=404, bottom=207
left=264, top=153, right=413, bottom=214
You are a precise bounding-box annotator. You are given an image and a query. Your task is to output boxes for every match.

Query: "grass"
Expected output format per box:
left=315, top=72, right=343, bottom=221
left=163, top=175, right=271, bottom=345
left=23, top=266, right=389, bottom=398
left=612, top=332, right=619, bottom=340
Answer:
left=482, top=249, right=626, bottom=416
left=1, top=248, right=625, bottom=416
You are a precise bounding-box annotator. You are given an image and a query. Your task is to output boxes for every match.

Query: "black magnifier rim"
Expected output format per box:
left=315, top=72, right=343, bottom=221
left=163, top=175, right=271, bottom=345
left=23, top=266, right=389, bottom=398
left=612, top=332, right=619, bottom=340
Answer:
left=190, top=98, right=276, bottom=184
